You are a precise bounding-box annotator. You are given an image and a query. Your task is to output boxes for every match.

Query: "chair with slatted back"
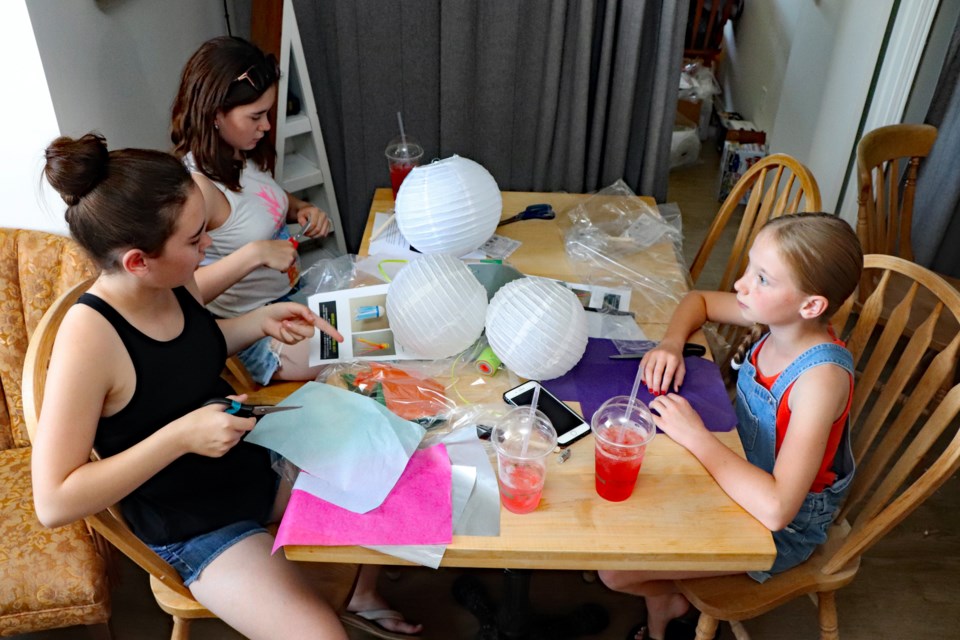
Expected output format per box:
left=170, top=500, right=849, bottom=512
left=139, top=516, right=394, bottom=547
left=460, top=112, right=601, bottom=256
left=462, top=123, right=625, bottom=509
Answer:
left=684, top=0, right=743, bottom=66
left=675, top=254, right=960, bottom=640
left=856, top=123, right=937, bottom=260
left=689, top=153, right=821, bottom=382
left=23, top=278, right=359, bottom=640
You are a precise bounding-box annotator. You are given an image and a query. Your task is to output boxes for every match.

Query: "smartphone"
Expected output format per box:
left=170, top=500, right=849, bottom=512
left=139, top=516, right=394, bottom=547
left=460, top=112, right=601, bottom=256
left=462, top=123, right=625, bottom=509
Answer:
left=503, top=381, right=591, bottom=447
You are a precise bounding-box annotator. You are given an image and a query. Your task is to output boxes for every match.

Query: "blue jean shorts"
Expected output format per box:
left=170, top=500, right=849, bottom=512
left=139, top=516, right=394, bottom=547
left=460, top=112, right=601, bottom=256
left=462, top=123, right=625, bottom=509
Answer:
left=149, top=520, right=268, bottom=586
left=237, top=337, right=282, bottom=386
left=235, top=282, right=303, bottom=385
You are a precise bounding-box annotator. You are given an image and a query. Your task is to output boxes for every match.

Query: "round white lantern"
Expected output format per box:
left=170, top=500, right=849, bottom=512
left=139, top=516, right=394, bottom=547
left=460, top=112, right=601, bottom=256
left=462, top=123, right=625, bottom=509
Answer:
left=395, top=155, right=502, bottom=256
left=485, top=278, right=588, bottom=380
left=386, top=254, right=488, bottom=358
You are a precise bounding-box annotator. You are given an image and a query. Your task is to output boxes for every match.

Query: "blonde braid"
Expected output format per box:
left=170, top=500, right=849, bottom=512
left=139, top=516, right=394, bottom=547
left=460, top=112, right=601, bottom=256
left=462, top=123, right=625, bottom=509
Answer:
left=730, top=324, right=765, bottom=371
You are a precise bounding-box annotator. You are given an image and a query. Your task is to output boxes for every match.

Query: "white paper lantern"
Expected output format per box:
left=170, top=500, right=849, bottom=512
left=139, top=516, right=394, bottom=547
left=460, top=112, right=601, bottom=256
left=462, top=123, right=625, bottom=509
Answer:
left=485, top=277, right=588, bottom=380
left=395, top=155, right=502, bottom=256
left=386, top=254, right=488, bottom=358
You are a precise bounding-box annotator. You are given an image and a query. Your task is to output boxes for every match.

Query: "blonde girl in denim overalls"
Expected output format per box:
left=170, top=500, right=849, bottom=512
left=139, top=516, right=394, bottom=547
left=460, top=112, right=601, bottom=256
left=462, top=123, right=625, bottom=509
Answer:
left=599, top=213, right=864, bottom=640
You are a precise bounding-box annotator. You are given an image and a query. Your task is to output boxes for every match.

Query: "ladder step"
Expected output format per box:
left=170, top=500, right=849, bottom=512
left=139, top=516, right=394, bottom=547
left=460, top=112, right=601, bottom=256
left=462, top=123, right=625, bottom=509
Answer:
left=282, top=152, right=325, bottom=193
left=283, top=113, right=311, bottom=137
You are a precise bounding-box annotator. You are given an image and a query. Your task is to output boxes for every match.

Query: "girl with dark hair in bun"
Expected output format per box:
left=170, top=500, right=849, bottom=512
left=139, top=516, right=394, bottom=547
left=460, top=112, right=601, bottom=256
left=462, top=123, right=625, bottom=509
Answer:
left=32, top=133, right=348, bottom=640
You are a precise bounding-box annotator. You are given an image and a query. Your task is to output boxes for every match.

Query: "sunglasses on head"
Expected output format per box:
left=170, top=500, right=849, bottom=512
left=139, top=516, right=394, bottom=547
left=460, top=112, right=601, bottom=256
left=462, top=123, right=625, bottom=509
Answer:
left=232, top=54, right=279, bottom=92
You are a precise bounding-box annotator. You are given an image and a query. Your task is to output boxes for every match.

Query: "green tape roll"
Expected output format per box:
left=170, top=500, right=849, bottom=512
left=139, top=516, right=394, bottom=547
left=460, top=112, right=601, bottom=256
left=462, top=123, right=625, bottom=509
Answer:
left=476, top=345, right=502, bottom=375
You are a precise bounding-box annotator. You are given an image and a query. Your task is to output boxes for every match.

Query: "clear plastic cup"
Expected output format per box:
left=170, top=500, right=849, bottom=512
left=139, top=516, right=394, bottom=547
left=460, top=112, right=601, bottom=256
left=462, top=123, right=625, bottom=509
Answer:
left=492, top=407, right=557, bottom=514
left=385, top=135, right=424, bottom=199
left=591, top=396, right=656, bottom=502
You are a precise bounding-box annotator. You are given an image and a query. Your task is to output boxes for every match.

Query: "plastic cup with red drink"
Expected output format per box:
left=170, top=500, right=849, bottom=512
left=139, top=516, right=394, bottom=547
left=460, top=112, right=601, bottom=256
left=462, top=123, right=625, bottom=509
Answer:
left=385, top=135, right=424, bottom=199
left=591, top=396, right=656, bottom=502
left=492, top=407, right=557, bottom=514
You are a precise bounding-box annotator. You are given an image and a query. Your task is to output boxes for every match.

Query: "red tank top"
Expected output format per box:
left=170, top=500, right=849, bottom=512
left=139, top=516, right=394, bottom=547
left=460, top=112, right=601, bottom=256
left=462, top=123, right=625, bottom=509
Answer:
left=751, top=335, right=853, bottom=493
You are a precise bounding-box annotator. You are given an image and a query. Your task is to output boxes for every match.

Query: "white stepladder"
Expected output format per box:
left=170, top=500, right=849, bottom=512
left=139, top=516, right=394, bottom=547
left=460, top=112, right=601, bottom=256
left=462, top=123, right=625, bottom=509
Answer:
left=272, top=0, right=346, bottom=254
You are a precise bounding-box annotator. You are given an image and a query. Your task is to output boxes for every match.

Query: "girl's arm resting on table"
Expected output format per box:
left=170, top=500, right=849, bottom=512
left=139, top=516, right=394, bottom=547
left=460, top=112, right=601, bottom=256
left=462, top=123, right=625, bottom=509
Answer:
left=642, top=290, right=746, bottom=394
left=216, top=301, right=343, bottom=355
left=30, top=310, right=256, bottom=527
left=653, top=364, right=848, bottom=530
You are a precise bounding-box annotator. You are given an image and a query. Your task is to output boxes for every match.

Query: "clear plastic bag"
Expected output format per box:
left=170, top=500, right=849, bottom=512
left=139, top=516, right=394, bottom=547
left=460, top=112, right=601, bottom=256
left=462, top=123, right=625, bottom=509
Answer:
left=316, top=357, right=521, bottom=435
left=563, top=180, right=688, bottom=324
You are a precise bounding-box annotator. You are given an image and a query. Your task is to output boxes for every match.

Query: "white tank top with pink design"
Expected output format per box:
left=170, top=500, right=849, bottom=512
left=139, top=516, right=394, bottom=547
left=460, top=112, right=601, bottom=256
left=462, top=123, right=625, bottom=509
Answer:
left=184, top=154, right=299, bottom=318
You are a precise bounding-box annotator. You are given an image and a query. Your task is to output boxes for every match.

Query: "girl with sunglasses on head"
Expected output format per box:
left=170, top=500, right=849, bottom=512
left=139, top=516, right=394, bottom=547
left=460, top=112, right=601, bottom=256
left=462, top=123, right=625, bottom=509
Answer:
left=33, top=133, right=348, bottom=640
left=599, top=213, right=863, bottom=640
left=172, top=36, right=423, bottom=639
left=171, top=36, right=332, bottom=387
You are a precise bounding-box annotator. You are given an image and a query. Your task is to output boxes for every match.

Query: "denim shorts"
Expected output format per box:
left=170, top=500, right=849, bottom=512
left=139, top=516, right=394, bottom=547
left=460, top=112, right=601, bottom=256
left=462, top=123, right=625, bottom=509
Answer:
left=235, top=283, right=303, bottom=385
left=237, top=337, right=282, bottom=386
left=747, top=490, right=838, bottom=583
left=149, top=520, right=268, bottom=586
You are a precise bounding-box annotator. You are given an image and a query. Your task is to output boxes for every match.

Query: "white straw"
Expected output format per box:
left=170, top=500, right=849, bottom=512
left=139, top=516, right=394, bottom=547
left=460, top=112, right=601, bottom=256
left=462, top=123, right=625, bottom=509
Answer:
left=621, top=364, right=644, bottom=443
left=397, top=111, right=407, bottom=144
left=521, top=384, right=542, bottom=457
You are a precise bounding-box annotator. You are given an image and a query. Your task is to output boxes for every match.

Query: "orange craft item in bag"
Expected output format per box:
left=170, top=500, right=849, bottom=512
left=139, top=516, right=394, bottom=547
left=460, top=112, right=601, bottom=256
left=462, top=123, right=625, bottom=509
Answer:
left=353, top=362, right=448, bottom=420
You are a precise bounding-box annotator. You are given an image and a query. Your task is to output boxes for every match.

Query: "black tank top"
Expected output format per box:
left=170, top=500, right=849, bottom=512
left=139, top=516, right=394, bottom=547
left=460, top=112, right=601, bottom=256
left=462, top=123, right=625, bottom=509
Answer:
left=82, top=287, right=275, bottom=545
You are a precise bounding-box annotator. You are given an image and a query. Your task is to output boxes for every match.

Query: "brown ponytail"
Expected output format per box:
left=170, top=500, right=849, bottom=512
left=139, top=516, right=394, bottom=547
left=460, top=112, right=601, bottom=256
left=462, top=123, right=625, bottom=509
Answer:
left=44, top=133, right=193, bottom=270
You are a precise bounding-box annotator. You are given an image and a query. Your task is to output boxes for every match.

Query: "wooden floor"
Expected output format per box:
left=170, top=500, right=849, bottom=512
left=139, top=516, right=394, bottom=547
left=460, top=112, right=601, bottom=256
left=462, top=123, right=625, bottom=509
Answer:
left=15, top=144, right=960, bottom=640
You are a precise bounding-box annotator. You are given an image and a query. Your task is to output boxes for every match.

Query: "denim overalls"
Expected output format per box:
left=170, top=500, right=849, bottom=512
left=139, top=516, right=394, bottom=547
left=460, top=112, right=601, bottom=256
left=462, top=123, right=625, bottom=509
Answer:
left=735, top=338, right=856, bottom=582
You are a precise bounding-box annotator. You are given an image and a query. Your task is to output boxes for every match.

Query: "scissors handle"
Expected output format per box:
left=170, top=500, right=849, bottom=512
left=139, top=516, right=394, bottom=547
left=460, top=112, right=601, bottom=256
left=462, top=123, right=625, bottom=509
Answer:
left=202, top=398, right=300, bottom=419
left=498, top=203, right=556, bottom=226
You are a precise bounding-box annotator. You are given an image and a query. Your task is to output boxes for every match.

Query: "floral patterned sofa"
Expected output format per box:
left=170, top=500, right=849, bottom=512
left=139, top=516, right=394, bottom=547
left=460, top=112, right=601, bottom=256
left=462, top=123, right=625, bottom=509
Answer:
left=0, top=228, right=111, bottom=636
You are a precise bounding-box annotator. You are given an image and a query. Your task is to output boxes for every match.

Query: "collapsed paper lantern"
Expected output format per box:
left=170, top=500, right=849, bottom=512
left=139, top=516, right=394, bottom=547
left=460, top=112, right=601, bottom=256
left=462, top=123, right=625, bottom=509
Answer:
left=485, top=277, right=588, bottom=380
left=386, top=254, right=488, bottom=358
left=395, top=155, right=502, bottom=256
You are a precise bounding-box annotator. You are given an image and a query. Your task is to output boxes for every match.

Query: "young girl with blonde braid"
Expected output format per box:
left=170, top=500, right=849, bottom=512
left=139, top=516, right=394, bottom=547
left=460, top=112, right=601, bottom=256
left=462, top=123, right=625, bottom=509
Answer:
left=599, top=213, right=864, bottom=640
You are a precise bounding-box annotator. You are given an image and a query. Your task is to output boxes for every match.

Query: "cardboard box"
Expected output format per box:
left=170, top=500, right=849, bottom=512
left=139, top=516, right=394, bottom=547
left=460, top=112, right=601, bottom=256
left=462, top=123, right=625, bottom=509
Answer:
left=717, top=141, right=768, bottom=203
left=716, top=111, right=766, bottom=147
left=677, top=98, right=702, bottom=127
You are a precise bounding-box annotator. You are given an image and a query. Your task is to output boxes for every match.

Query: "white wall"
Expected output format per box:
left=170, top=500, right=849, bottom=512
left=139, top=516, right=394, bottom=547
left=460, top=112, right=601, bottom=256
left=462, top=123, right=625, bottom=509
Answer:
left=722, top=0, right=895, bottom=215
left=2, top=1, right=65, bottom=234
left=1, top=0, right=228, bottom=234
left=719, top=0, right=801, bottom=134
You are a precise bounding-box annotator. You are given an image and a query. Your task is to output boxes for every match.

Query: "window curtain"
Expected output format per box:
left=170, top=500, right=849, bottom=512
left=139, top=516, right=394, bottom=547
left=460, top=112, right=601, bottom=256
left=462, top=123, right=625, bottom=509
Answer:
left=291, top=0, right=687, bottom=252
left=913, top=9, right=960, bottom=277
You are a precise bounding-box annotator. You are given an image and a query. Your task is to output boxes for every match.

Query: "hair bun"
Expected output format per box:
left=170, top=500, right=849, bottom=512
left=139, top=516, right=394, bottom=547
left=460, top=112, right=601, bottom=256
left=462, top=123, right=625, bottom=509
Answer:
left=44, top=133, right=109, bottom=204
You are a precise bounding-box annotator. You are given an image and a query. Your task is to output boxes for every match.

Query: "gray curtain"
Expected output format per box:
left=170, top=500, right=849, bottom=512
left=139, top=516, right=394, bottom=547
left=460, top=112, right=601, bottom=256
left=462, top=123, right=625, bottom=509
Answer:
left=913, top=9, right=960, bottom=276
left=291, top=0, right=687, bottom=252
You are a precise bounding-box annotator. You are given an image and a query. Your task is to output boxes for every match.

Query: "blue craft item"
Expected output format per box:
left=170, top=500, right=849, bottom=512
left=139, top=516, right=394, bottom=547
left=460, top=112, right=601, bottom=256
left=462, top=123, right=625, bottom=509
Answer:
left=542, top=338, right=737, bottom=432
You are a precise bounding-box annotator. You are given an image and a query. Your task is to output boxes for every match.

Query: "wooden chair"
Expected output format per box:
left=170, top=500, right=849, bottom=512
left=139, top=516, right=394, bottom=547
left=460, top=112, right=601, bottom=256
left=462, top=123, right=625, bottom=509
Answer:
left=0, top=228, right=110, bottom=638
left=23, top=278, right=359, bottom=640
left=689, top=153, right=821, bottom=379
left=684, top=0, right=742, bottom=66
left=675, top=254, right=960, bottom=640
left=856, top=123, right=937, bottom=260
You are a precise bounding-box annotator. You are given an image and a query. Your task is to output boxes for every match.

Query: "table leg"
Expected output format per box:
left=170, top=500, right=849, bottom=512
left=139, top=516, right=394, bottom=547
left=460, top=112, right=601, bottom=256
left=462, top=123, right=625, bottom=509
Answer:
left=452, top=570, right=609, bottom=640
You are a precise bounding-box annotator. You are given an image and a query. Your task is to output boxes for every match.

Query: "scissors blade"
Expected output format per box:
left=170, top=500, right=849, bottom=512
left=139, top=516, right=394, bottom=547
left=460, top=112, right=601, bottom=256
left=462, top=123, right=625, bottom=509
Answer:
left=251, top=405, right=301, bottom=416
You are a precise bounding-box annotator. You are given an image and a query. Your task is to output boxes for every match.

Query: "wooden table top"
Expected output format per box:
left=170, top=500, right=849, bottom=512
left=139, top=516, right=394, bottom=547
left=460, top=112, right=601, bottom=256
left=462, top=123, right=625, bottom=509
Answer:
left=281, top=188, right=775, bottom=572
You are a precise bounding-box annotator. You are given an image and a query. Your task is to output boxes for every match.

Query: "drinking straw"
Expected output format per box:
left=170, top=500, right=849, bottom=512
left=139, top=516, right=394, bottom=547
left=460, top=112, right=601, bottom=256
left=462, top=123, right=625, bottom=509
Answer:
left=397, top=111, right=407, bottom=145
left=621, top=364, right=645, bottom=443
left=520, top=384, right=542, bottom=457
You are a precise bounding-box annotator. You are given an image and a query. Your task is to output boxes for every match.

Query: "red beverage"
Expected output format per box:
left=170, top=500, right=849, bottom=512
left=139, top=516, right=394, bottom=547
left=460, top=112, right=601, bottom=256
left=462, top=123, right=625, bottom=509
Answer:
left=498, top=462, right=545, bottom=514
left=389, top=162, right=415, bottom=199
left=595, top=427, right=647, bottom=502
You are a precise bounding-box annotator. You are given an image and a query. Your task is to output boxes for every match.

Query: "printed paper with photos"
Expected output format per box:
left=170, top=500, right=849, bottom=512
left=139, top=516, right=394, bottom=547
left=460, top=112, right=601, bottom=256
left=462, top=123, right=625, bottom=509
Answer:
left=307, top=284, right=417, bottom=365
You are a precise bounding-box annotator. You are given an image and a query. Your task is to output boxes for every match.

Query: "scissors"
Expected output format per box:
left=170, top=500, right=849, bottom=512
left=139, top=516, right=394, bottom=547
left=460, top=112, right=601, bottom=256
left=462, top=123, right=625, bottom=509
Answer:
left=497, top=203, right=556, bottom=226
left=608, top=341, right=707, bottom=359
left=288, top=219, right=314, bottom=249
left=202, top=398, right=301, bottom=420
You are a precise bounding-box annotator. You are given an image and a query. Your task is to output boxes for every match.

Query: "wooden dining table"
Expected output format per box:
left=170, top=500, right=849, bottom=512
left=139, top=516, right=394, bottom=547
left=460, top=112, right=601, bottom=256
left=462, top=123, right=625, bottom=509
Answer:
left=281, top=188, right=775, bottom=574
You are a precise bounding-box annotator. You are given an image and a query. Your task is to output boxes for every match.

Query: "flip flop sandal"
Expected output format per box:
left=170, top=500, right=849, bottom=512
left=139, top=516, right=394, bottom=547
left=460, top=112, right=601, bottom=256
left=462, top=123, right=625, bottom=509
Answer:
left=626, top=622, right=651, bottom=640
left=341, top=609, right=422, bottom=640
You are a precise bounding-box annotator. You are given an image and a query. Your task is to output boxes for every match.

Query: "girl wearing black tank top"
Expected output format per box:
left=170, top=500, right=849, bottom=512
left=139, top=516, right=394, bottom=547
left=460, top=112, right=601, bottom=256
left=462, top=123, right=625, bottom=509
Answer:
left=32, top=133, right=350, bottom=640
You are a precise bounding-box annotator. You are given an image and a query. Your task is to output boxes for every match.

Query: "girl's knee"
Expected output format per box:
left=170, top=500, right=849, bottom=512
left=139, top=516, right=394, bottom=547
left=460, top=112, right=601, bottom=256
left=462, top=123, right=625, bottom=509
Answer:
left=598, top=569, right=631, bottom=592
